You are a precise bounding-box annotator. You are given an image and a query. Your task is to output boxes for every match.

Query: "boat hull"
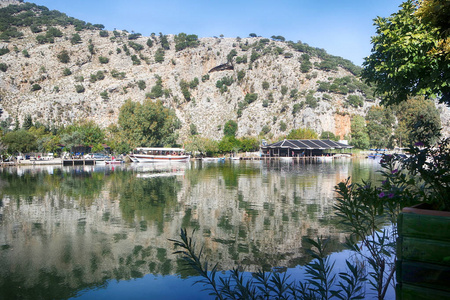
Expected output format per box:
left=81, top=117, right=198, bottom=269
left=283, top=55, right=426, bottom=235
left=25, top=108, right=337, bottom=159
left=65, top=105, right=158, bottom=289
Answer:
left=129, top=154, right=190, bottom=163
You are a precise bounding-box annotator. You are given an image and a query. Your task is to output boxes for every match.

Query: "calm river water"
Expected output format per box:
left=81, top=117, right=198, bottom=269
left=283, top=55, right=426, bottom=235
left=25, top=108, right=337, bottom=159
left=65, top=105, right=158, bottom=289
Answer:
left=0, top=159, right=382, bottom=299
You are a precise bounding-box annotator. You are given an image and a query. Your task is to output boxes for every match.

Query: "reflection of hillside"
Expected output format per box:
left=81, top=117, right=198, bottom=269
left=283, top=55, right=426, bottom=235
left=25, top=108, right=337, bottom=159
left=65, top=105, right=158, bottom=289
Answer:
left=177, top=161, right=352, bottom=271
left=0, top=161, right=375, bottom=299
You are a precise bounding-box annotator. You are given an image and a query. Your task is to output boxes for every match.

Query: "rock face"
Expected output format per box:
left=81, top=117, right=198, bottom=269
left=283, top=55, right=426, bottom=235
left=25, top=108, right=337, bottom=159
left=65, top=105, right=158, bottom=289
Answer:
left=0, top=3, right=448, bottom=141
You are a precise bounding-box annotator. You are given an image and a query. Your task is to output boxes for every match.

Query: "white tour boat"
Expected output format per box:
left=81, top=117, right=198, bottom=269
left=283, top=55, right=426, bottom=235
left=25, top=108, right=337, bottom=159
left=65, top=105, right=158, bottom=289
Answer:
left=129, top=147, right=190, bottom=163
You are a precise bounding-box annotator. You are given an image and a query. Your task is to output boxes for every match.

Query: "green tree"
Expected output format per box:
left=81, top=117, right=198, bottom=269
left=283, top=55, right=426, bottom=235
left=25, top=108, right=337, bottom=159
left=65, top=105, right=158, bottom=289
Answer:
left=223, top=120, right=238, bottom=137
left=237, top=70, right=245, bottom=81
left=347, top=95, right=364, bottom=108
left=366, top=105, right=395, bottom=148
left=250, top=50, right=260, bottom=62
left=244, top=93, right=258, bottom=104
left=128, top=33, right=142, bottom=40
left=184, top=136, right=218, bottom=157
left=60, top=131, right=84, bottom=152
left=218, top=136, right=240, bottom=153
left=286, top=128, right=318, bottom=139
left=174, top=33, right=199, bottom=51
left=227, top=49, right=237, bottom=62
left=155, top=48, right=165, bottom=63
left=128, top=41, right=144, bottom=52
left=31, top=84, right=41, bottom=91
left=137, top=80, right=146, bottom=90
left=46, top=27, right=63, bottom=38
left=99, top=56, right=109, bottom=64
left=300, top=54, right=312, bottom=73
left=320, top=131, right=338, bottom=141
left=362, top=0, right=450, bottom=106
left=57, top=50, right=70, bottom=63
left=189, top=123, right=198, bottom=135
left=305, top=92, right=318, bottom=108
left=147, top=75, right=163, bottom=98
left=260, top=125, right=270, bottom=135
left=60, top=121, right=105, bottom=148
left=159, top=33, right=170, bottom=50
left=271, top=35, right=285, bottom=42
left=2, top=130, right=37, bottom=154
left=118, top=99, right=180, bottom=148
left=37, top=135, right=60, bottom=153
left=179, top=80, right=191, bottom=101
left=22, top=115, right=33, bottom=130
left=239, top=136, right=259, bottom=151
left=350, top=115, right=369, bottom=149
left=70, top=33, right=81, bottom=44
left=36, top=34, right=48, bottom=44
left=189, top=77, right=199, bottom=89
left=63, top=68, right=72, bottom=76
left=75, top=121, right=105, bottom=146
left=394, top=97, right=441, bottom=146
left=75, top=85, right=85, bottom=93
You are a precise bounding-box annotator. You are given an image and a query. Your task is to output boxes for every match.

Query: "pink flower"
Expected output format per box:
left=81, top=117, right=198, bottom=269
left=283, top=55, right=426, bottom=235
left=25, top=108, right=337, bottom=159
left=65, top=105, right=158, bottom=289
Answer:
left=388, top=193, right=394, bottom=198
left=392, top=169, right=398, bottom=174
left=378, top=192, right=385, bottom=198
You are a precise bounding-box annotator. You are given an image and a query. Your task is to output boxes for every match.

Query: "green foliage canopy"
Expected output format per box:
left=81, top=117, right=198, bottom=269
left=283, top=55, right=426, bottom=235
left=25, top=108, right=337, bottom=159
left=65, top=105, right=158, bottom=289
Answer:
left=350, top=115, right=369, bottom=149
left=174, top=33, right=199, bottom=51
left=365, top=105, right=395, bottom=148
left=118, top=99, right=180, bottom=148
left=362, top=0, right=450, bottom=106
left=286, top=128, right=318, bottom=139
left=3, top=130, right=36, bottom=154
left=394, top=97, right=441, bottom=146
left=223, top=120, right=238, bottom=137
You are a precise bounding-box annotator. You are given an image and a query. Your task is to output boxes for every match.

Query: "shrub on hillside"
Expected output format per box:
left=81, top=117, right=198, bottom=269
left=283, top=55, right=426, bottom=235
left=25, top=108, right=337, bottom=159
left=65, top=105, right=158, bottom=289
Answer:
left=57, top=50, right=70, bottom=63
left=75, top=85, right=85, bottom=93
left=99, top=56, right=109, bottom=64
left=0, top=63, right=7, bottom=72
left=31, top=84, right=41, bottom=91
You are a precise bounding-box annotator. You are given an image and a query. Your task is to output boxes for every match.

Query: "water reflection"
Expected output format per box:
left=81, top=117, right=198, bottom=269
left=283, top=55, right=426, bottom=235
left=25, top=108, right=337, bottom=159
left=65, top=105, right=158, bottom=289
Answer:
left=0, top=159, right=380, bottom=299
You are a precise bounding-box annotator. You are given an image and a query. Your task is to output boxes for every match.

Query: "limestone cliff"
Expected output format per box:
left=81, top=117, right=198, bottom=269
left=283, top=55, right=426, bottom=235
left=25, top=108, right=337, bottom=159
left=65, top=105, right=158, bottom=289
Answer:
left=1, top=1, right=448, bottom=141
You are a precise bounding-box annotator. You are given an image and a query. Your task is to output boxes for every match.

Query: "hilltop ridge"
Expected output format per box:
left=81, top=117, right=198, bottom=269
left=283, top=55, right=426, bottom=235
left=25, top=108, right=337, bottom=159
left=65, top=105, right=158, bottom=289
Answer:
left=1, top=1, right=447, bottom=142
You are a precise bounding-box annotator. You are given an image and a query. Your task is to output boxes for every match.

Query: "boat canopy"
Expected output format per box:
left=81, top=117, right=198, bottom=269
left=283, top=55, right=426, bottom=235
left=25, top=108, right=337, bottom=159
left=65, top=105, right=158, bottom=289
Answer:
left=134, top=147, right=185, bottom=152
left=262, top=139, right=353, bottom=150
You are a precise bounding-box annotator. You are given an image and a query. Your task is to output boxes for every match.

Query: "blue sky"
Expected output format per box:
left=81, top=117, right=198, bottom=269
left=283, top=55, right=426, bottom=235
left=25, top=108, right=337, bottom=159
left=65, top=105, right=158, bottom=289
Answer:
left=30, top=0, right=404, bottom=66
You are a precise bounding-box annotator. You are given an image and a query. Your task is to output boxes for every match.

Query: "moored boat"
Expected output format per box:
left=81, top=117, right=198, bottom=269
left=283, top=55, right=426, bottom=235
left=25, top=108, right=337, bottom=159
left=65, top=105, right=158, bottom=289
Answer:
left=129, top=147, right=190, bottom=163
left=367, top=149, right=388, bottom=159
left=202, top=157, right=225, bottom=162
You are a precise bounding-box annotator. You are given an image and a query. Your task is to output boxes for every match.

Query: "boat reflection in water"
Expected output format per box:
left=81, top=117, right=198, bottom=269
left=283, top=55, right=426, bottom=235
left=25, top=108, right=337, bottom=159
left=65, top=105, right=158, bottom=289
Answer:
left=0, top=159, right=381, bottom=299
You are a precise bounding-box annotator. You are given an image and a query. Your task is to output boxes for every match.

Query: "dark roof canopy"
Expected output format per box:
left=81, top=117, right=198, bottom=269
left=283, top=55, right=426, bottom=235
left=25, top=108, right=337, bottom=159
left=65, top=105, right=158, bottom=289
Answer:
left=262, top=139, right=353, bottom=150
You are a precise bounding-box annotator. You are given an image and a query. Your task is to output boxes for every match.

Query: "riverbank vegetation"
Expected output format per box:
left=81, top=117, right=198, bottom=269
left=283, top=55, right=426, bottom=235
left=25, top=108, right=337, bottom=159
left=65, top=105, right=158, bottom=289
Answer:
left=0, top=95, right=441, bottom=158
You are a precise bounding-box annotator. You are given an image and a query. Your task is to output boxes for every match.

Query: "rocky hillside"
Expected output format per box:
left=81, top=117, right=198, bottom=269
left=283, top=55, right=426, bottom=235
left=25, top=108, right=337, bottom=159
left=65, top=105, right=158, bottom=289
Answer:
left=1, top=1, right=448, bottom=141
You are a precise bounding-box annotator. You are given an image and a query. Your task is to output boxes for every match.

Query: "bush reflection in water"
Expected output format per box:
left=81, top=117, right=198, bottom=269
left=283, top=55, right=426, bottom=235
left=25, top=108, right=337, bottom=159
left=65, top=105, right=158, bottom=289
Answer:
left=0, top=160, right=380, bottom=299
